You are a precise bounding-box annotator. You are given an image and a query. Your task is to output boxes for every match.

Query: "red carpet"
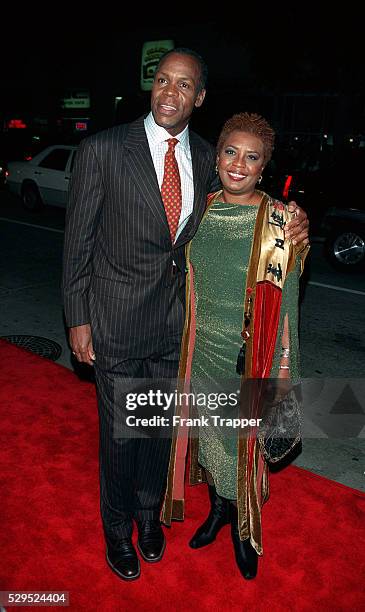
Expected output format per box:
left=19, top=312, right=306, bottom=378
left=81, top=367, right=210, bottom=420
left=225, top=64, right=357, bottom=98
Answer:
left=0, top=339, right=364, bottom=611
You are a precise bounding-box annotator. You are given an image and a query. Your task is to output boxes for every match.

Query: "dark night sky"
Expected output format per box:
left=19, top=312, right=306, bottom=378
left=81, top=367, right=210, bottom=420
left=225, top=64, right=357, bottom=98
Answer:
left=1, top=5, right=364, bottom=140
left=2, top=6, right=363, bottom=92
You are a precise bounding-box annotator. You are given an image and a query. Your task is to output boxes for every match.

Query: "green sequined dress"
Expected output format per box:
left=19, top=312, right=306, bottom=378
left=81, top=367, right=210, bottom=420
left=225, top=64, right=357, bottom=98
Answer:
left=189, top=198, right=300, bottom=500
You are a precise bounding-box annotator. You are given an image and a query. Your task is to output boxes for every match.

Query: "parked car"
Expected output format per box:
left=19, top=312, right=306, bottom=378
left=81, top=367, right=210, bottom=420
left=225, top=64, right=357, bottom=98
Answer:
left=0, top=132, right=52, bottom=189
left=6, top=144, right=77, bottom=210
left=322, top=207, right=365, bottom=272
left=263, top=148, right=365, bottom=267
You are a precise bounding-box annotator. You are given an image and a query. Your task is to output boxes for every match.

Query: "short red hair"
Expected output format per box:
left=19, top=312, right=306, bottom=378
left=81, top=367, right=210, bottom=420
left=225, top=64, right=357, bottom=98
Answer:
left=217, top=112, right=275, bottom=165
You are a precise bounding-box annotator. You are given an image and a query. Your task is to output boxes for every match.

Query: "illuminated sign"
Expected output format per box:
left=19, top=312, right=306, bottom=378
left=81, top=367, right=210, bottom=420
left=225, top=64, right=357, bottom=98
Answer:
left=61, top=91, right=90, bottom=109
left=7, top=119, right=27, bottom=129
left=75, top=122, right=88, bottom=131
left=140, top=40, right=174, bottom=91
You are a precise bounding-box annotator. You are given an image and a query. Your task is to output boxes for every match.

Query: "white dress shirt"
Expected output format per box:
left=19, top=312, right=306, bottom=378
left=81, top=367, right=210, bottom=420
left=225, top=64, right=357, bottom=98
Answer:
left=144, top=111, right=194, bottom=242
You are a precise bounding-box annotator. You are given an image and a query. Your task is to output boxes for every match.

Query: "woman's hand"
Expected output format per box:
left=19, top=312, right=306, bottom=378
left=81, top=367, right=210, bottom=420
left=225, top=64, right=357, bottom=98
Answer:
left=284, top=201, right=310, bottom=246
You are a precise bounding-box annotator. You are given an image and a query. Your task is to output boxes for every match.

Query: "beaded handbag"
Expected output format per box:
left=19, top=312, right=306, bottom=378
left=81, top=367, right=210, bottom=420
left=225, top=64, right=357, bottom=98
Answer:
left=257, top=386, right=301, bottom=464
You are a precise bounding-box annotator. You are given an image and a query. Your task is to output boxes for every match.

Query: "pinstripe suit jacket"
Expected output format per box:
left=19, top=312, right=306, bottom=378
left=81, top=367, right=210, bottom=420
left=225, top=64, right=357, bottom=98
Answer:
left=62, top=115, right=216, bottom=358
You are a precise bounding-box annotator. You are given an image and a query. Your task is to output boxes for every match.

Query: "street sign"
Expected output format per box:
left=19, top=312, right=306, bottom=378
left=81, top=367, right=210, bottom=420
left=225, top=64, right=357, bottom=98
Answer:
left=61, top=91, right=90, bottom=109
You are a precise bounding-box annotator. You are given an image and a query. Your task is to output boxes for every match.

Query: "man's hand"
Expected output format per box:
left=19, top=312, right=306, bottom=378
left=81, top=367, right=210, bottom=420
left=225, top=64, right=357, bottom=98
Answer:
left=69, top=324, right=95, bottom=365
left=284, top=201, right=310, bottom=246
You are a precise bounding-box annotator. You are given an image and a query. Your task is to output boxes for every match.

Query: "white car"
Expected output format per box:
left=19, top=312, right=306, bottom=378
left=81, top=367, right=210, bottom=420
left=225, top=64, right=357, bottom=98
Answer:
left=6, top=144, right=77, bottom=210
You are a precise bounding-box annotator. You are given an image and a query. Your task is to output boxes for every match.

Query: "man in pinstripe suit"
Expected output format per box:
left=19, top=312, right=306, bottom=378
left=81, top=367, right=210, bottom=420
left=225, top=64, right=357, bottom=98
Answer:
left=62, top=48, right=309, bottom=581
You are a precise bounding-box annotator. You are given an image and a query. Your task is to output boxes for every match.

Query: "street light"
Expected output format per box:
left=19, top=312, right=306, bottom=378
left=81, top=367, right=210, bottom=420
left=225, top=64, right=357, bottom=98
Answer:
left=114, top=96, right=122, bottom=124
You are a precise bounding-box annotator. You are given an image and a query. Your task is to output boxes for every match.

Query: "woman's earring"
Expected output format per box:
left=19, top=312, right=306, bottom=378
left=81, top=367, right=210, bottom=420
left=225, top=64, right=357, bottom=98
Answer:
left=258, top=175, right=263, bottom=184
left=215, top=164, right=218, bottom=174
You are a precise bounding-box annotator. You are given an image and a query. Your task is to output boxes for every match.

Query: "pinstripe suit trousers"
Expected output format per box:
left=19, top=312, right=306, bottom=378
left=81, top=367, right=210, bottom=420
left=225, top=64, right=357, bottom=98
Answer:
left=94, top=270, right=185, bottom=539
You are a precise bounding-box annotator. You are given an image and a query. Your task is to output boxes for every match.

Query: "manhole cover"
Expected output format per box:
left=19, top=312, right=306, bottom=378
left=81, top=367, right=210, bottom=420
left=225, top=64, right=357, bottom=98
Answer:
left=0, top=335, right=62, bottom=361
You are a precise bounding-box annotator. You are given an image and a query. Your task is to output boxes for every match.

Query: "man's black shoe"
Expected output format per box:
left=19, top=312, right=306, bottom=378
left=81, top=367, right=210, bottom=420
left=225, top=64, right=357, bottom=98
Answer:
left=136, top=520, right=166, bottom=562
left=189, top=485, right=230, bottom=549
left=106, top=537, right=140, bottom=581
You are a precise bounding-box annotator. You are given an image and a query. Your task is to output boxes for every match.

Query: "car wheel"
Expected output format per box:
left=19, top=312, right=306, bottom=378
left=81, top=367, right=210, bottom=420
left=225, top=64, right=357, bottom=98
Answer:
left=22, top=182, right=43, bottom=211
left=325, top=225, right=365, bottom=271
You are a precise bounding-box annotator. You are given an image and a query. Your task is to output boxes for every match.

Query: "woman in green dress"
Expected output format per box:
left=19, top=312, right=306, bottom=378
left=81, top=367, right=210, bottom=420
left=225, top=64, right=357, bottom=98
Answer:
left=162, top=113, right=308, bottom=580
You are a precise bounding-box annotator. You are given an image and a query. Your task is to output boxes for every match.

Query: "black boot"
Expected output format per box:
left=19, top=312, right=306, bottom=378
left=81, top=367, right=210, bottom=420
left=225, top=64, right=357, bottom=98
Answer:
left=230, top=503, right=258, bottom=579
left=189, top=485, right=230, bottom=549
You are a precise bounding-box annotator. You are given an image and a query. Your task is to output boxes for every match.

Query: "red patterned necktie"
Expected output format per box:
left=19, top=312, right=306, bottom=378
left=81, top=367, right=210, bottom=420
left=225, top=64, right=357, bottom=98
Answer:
left=161, top=138, right=182, bottom=242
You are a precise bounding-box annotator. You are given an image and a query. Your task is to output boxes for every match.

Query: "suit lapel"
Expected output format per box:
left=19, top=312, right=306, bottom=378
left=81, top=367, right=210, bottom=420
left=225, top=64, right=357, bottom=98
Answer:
left=123, top=116, right=170, bottom=236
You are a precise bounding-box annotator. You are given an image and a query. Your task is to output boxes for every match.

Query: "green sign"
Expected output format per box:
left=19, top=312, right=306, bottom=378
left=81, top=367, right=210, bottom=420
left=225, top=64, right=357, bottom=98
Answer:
left=61, top=91, right=90, bottom=109
left=140, top=40, right=174, bottom=91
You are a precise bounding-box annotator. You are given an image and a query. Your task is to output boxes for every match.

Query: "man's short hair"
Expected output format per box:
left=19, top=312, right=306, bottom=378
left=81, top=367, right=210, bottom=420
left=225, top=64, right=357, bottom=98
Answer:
left=156, top=47, right=208, bottom=92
